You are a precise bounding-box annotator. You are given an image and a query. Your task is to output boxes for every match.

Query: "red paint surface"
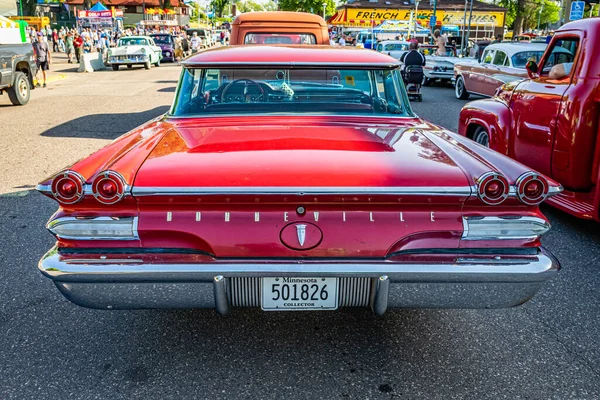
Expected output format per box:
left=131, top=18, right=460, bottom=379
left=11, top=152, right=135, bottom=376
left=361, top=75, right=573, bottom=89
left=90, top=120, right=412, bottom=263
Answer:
left=182, top=45, right=398, bottom=67
left=134, top=117, right=470, bottom=189
left=458, top=18, right=600, bottom=221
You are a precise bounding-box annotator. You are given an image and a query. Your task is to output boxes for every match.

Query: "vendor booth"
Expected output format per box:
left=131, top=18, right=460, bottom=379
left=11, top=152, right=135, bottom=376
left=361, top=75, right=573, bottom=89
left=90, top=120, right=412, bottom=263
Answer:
left=77, top=2, right=123, bottom=29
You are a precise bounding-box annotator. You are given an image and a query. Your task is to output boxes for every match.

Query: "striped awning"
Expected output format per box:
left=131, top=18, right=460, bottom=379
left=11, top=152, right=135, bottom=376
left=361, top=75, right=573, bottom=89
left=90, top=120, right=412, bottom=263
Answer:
left=329, top=10, right=384, bottom=27
left=0, top=15, right=19, bottom=28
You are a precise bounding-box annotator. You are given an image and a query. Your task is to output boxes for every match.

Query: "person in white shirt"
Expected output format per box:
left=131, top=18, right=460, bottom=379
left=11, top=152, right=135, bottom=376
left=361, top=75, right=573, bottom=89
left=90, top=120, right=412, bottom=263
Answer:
left=190, top=32, right=200, bottom=53
left=339, top=36, right=346, bottom=46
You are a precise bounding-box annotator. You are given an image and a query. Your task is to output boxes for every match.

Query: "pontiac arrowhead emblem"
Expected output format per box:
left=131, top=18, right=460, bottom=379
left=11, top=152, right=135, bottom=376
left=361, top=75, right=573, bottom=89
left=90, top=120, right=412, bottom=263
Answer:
left=296, top=224, right=306, bottom=247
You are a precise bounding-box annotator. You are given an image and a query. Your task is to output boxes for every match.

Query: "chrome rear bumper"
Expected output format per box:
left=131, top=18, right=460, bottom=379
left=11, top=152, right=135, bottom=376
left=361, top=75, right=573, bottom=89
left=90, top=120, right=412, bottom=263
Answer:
left=39, top=247, right=559, bottom=314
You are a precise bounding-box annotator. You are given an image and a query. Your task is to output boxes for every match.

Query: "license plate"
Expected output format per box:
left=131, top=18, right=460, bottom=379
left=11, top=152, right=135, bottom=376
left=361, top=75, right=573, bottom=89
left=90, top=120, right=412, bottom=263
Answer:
left=261, top=277, right=338, bottom=311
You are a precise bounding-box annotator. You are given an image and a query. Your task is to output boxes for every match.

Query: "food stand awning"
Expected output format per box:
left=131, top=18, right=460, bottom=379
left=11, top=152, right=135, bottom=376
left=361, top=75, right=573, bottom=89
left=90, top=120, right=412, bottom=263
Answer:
left=327, top=8, right=386, bottom=27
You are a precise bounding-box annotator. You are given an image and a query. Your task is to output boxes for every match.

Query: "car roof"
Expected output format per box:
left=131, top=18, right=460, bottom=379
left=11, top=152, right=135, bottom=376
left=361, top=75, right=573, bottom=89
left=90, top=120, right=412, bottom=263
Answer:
left=379, top=40, right=409, bottom=45
left=232, top=11, right=327, bottom=27
left=120, top=36, right=151, bottom=40
left=182, top=45, right=400, bottom=68
left=484, top=42, right=547, bottom=56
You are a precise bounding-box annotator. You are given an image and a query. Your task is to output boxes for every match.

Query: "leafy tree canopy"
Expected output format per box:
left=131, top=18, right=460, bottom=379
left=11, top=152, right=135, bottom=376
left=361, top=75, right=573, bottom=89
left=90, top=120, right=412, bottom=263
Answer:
left=278, top=0, right=337, bottom=17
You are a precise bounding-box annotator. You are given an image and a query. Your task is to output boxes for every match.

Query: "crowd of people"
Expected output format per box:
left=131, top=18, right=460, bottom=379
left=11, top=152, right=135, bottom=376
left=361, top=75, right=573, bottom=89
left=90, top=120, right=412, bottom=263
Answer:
left=26, top=24, right=231, bottom=86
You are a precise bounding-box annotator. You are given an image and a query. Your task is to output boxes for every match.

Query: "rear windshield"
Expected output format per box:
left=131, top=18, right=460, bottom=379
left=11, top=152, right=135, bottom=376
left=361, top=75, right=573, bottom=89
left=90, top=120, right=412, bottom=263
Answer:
left=244, top=33, right=317, bottom=45
left=511, top=51, right=544, bottom=68
left=172, top=67, right=410, bottom=117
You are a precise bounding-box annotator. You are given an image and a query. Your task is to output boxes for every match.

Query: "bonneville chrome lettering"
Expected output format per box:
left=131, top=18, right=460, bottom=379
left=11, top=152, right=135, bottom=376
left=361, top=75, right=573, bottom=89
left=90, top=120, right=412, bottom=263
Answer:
left=254, top=212, right=260, bottom=222
left=343, top=212, right=346, bottom=222
left=314, top=212, right=319, bottom=222
left=196, top=212, right=201, bottom=222
left=284, top=212, right=288, bottom=222
left=166, top=212, right=172, bottom=222
left=225, top=212, right=230, bottom=222
left=430, top=212, right=435, bottom=222
left=370, top=212, right=374, bottom=222
left=399, top=212, right=404, bottom=222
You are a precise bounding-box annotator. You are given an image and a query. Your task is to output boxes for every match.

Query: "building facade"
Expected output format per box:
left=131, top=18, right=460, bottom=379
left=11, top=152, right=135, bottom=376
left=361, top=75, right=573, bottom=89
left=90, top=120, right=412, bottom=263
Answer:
left=65, top=0, right=190, bottom=27
left=332, top=0, right=507, bottom=39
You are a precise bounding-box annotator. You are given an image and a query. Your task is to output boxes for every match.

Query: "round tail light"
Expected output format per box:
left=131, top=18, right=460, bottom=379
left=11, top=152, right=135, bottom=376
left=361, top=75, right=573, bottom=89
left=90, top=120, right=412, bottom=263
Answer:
left=92, top=171, right=126, bottom=204
left=516, top=172, right=549, bottom=205
left=476, top=172, right=509, bottom=205
left=51, top=170, right=85, bottom=204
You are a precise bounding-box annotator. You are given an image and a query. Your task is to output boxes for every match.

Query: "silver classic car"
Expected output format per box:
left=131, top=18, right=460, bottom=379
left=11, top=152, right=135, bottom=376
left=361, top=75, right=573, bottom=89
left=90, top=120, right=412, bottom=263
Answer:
left=109, top=36, right=163, bottom=70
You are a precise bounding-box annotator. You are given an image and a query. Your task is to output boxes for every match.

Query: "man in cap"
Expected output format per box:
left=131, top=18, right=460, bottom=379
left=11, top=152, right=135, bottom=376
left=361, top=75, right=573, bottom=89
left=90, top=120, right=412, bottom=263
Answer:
left=33, top=32, right=51, bottom=88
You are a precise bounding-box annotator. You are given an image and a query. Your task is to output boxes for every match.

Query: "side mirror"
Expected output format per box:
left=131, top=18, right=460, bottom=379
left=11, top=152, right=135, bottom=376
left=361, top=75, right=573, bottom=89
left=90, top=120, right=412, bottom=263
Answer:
left=526, top=60, right=539, bottom=79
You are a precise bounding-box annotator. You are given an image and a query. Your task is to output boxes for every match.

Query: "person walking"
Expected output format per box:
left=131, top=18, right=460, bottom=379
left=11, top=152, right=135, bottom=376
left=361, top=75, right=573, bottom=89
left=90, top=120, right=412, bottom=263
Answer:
left=74, top=33, right=84, bottom=63
left=52, top=29, right=59, bottom=52
left=65, top=31, right=74, bottom=63
left=33, top=32, right=51, bottom=88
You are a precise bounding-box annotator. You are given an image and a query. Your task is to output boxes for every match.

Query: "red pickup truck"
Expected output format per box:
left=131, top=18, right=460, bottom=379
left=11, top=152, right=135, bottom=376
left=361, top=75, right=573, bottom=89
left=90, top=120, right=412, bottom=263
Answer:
left=458, top=18, right=600, bottom=221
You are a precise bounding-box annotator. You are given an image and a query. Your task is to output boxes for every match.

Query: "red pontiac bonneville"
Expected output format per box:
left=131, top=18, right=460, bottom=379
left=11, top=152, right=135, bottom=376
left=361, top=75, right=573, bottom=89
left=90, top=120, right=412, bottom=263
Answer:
left=38, top=46, right=561, bottom=315
left=459, top=19, right=600, bottom=221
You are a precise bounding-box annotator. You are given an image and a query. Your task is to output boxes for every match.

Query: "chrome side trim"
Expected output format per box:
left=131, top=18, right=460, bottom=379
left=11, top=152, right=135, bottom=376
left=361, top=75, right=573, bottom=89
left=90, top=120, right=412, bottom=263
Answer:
left=36, top=184, right=52, bottom=194
left=131, top=186, right=474, bottom=196
left=46, top=216, right=139, bottom=241
left=461, top=216, right=550, bottom=240
left=548, top=184, right=564, bottom=196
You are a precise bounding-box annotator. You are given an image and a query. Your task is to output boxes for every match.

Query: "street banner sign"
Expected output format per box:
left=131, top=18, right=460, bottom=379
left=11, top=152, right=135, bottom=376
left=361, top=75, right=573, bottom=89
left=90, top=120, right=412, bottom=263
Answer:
left=570, top=1, right=585, bottom=20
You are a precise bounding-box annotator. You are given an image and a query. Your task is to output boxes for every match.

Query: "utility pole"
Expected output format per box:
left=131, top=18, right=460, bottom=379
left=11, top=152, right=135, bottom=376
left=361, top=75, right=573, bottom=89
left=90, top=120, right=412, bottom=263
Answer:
left=466, top=0, right=473, bottom=46
left=461, top=0, right=468, bottom=56
left=537, top=2, right=544, bottom=32
left=415, top=0, right=421, bottom=35
left=322, top=3, right=326, bottom=19
left=431, top=0, right=437, bottom=44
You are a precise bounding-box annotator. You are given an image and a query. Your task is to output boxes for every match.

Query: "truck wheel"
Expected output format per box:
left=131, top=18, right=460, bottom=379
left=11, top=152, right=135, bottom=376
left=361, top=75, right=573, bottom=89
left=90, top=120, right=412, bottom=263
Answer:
left=455, top=76, right=470, bottom=100
left=155, top=58, right=160, bottom=67
left=127, top=64, right=132, bottom=69
left=144, top=61, right=151, bottom=70
left=7, top=72, right=30, bottom=106
left=112, top=65, right=119, bottom=71
left=472, top=126, right=490, bottom=147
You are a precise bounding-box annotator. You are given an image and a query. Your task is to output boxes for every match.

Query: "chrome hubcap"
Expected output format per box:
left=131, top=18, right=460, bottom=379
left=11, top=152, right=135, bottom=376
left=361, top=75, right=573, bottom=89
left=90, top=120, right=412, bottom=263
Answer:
left=456, top=79, right=463, bottom=96
left=474, top=130, right=489, bottom=147
left=18, top=78, right=27, bottom=98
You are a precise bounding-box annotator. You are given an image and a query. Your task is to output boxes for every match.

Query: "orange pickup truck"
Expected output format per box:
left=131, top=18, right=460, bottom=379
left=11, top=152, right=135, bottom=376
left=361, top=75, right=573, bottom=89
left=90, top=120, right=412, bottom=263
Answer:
left=230, top=12, right=330, bottom=45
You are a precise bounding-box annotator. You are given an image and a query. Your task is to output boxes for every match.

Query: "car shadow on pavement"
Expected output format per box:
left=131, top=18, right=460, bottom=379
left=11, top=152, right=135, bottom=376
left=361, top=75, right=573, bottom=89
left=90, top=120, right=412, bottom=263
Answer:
left=40, top=106, right=170, bottom=140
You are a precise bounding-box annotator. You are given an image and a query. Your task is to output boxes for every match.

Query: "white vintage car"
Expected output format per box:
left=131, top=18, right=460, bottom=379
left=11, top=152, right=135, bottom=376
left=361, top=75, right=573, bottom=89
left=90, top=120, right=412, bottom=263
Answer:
left=374, top=40, right=410, bottom=60
left=109, top=36, right=163, bottom=70
left=418, top=44, right=461, bottom=85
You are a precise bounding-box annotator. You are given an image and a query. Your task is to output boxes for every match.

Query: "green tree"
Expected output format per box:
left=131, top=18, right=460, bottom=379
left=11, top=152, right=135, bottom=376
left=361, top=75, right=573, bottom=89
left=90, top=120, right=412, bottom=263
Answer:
left=278, top=0, right=336, bottom=17
left=158, top=0, right=172, bottom=9
left=188, top=2, right=207, bottom=21
left=499, top=0, right=559, bottom=33
left=211, top=0, right=229, bottom=17
left=263, top=0, right=278, bottom=11
left=236, top=0, right=265, bottom=13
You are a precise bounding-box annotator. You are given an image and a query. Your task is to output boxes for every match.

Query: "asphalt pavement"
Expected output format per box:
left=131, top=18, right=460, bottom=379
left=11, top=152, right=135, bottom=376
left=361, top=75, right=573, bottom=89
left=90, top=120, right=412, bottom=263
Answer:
left=0, top=61, right=599, bottom=399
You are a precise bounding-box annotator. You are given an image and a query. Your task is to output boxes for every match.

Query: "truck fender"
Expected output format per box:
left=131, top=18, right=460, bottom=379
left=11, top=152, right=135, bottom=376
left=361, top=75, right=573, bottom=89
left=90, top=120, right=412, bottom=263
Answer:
left=458, top=98, right=512, bottom=155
